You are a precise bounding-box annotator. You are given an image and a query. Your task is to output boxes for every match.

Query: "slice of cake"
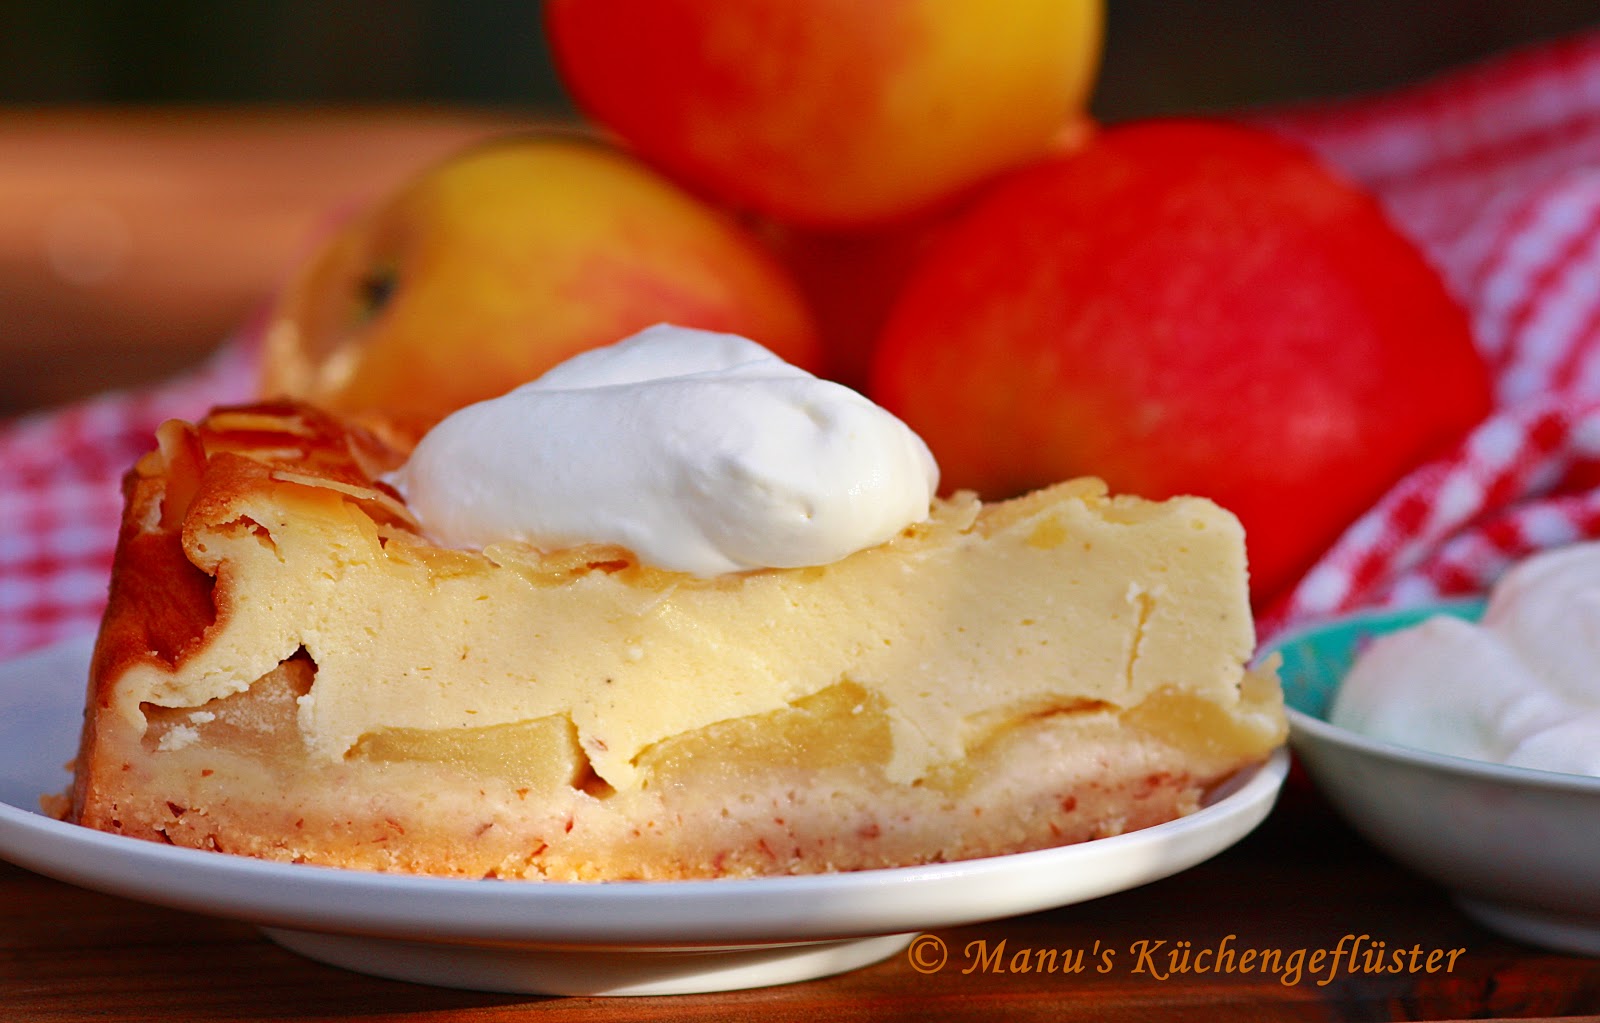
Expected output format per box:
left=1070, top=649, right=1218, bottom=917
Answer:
left=67, top=331, right=1284, bottom=880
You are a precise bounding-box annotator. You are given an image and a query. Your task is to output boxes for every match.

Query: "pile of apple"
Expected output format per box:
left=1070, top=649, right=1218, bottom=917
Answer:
left=261, top=0, right=1491, bottom=607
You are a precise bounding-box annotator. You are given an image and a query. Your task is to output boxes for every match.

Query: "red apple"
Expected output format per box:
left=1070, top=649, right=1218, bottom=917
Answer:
left=869, top=118, right=1492, bottom=604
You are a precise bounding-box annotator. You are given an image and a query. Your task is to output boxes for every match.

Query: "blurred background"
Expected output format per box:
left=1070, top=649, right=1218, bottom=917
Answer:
left=8, top=1, right=1600, bottom=119
left=3, top=0, right=1600, bottom=417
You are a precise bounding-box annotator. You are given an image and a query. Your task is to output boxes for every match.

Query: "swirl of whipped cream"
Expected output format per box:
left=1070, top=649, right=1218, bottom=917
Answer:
left=1330, top=542, right=1600, bottom=777
left=387, top=324, right=940, bottom=576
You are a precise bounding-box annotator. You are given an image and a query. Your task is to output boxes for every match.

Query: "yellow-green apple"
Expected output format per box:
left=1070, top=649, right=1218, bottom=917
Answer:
left=261, top=134, right=822, bottom=440
left=543, top=0, right=1103, bottom=229
left=869, top=118, right=1492, bottom=606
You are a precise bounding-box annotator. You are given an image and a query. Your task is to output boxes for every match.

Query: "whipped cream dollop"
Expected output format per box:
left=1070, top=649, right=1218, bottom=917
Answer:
left=387, top=324, right=940, bottom=576
left=1330, top=542, right=1600, bottom=777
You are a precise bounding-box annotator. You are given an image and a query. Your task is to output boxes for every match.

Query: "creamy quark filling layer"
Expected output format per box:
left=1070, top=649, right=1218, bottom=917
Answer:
left=95, top=428, right=1277, bottom=793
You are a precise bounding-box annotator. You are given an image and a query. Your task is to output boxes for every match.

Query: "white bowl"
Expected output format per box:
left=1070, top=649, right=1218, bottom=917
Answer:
left=1263, top=600, right=1600, bottom=956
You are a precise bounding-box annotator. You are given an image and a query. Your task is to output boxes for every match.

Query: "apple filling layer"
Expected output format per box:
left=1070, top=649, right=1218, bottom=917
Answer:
left=68, top=403, right=1285, bottom=878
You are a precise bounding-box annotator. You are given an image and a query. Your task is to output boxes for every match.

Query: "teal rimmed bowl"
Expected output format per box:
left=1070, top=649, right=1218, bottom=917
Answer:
left=1261, top=599, right=1600, bottom=956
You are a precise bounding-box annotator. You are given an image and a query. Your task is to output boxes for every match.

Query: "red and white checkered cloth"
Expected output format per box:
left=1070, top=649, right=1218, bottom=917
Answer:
left=8, top=29, right=1600, bottom=662
left=0, top=340, right=258, bottom=658
left=1250, top=28, right=1600, bottom=634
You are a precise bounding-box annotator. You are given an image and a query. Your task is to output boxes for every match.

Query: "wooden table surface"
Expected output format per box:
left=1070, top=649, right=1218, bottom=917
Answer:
left=2, top=108, right=1597, bottom=1021
left=0, top=105, right=548, bottom=419
left=3, top=782, right=1597, bottom=1022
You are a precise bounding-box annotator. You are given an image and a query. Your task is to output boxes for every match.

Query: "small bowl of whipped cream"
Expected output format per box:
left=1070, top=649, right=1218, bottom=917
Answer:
left=1261, top=543, right=1600, bottom=957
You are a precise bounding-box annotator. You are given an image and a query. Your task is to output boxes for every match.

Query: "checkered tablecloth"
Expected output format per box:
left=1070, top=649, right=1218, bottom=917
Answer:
left=1249, top=29, right=1600, bottom=634
left=9, top=29, right=1600, bottom=661
left=1, top=340, right=258, bottom=658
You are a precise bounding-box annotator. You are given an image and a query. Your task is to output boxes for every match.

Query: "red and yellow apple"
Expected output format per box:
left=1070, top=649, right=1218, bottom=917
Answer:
left=261, top=134, right=821, bottom=440
left=869, top=119, right=1492, bottom=604
left=544, top=0, right=1104, bottom=229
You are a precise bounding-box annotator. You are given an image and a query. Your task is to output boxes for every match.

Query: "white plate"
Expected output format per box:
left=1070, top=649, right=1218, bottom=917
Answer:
left=0, top=636, right=1288, bottom=995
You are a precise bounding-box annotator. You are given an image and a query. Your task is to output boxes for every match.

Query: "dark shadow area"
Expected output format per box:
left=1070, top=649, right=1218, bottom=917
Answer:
left=3, top=2, right=1598, bottom=119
